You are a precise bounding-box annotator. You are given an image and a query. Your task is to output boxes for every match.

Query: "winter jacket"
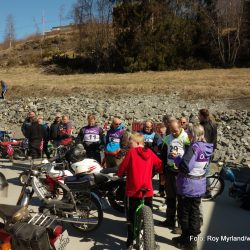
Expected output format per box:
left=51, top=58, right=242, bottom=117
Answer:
left=105, top=123, right=129, bottom=157
left=117, top=147, right=163, bottom=198
left=59, top=122, right=73, bottom=145
left=76, top=125, right=104, bottom=151
left=174, top=141, right=214, bottom=197
left=50, top=121, right=61, bottom=141
left=200, top=120, right=217, bottom=150
left=26, top=122, right=47, bottom=149
left=21, top=118, right=32, bottom=137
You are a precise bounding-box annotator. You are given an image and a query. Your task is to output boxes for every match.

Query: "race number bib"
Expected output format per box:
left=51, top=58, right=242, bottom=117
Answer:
left=109, top=137, right=120, bottom=143
left=84, top=134, right=100, bottom=142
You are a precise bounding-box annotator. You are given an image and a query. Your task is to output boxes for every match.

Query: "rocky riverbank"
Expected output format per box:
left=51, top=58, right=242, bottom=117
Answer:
left=0, top=93, right=249, bottom=164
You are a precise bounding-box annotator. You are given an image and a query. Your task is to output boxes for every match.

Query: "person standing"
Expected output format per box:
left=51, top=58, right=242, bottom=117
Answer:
left=0, top=80, right=8, bottom=99
left=38, top=116, right=50, bottom=159
left=199, top=109, right=217, bottom=199
left=162, top=114, right=176, bottom=136
left=155, top=124, right=167, bottom=197
left=26, top=117, right=47, bottom=159
left=159, top=120, right=190, bottom=232
left=172, top=124, right=213, bottom=250
left=21, top=111, right=36, bottom=137
left=140, top=119, right=160, bottom=153
left=198, top=109, right=217, bottom=149
left=76, top=114, right=104, bottom=163
left=50, top=114, right=62, bottom=147
left=59, top=115, right=73, bottom=145
left=117, top=133, right=162, bottom=249
left=104, top=117, right=129, bottom=168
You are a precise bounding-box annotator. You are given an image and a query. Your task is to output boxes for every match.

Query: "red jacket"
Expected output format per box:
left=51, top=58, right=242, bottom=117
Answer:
left=60, top=122, right=72, bottom=145
left=117, top=146, right=163, bottom=198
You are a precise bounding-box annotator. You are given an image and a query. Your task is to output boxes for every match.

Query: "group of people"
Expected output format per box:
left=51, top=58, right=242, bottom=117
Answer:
left=21, top=111, right=73, bottom=159
left=116, top=109, right=217, bottom=250
left=20, top=108, right=217, bottom=250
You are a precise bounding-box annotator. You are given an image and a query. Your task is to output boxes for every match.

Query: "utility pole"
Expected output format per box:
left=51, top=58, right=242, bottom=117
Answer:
left=42, top=10, right=45, bottom=37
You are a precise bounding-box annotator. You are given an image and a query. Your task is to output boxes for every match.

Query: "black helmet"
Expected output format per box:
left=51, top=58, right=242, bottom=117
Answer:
left=65, top=144, right=86, bottom=163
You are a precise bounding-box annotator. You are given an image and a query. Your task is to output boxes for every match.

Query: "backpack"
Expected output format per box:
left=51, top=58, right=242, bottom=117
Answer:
left=10, top=222, right=52, bottom=250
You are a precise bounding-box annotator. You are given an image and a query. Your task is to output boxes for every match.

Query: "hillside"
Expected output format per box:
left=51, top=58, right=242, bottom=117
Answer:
left=0, top=25, right=77, bottom=67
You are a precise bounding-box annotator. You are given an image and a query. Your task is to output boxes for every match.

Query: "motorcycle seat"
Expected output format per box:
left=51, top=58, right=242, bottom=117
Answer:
left=0, top=204, right=28, bottom=222
left=65, top=175, right=94, bottom=191
left=93, top=173, right=109, bottom=185
left=100, top=167, right=118, bottom=175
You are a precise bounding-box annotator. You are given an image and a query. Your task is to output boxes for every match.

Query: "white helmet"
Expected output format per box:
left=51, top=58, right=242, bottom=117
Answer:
left=73, top=159, right=103, bottom=175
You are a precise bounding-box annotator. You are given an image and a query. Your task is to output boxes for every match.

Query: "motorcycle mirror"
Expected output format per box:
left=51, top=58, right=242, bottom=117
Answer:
left=0, top=172, right=8, bottom=198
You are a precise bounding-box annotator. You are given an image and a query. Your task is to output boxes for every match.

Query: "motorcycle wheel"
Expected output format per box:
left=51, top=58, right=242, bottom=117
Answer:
left=71, top=193, right=103, bottom=233
left=13, top=148, right=26, bottom=160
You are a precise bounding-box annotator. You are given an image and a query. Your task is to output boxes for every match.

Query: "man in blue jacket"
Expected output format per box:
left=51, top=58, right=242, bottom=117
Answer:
left=1, top=80, right=8, bottom=99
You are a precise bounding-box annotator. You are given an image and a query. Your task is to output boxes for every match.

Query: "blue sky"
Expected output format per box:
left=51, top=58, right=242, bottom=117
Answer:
left=0, top=0, right=75, bottom=42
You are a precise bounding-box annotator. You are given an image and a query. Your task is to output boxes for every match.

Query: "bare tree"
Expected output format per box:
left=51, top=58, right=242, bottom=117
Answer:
left=72, top=0, right=94, bottom=51
left=4, top=14, right=16, bottom=49
left=199, top=0, right=245, bottom=66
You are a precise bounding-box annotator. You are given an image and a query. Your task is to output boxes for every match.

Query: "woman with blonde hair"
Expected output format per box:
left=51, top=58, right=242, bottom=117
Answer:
left=171, top=124, right=214, bottom=250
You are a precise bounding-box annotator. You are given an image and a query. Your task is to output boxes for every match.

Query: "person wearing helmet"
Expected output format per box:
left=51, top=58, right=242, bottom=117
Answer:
left=139, top=119, right=160, bottom=153
left=171, top=124, right=213, bottom=250
left=76, top=114, right=104, bottom=163
left=104, top=117, right=129, bottom=168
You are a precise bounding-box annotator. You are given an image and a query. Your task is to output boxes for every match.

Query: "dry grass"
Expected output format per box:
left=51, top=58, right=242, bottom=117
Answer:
left=1, top=67, right=250, bottom=100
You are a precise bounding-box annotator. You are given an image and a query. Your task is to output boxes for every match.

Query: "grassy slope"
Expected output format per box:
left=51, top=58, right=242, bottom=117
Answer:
left=1, top=67, right=249, bottom=100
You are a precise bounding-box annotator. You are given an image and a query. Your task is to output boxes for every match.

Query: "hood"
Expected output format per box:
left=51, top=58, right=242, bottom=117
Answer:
left=134, top=147, right=151, bottom=160
left=193, top=141, right=214, bottom=158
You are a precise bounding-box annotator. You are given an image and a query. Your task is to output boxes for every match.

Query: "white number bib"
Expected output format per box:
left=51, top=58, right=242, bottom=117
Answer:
left=84, top=134, right=100, bottom=142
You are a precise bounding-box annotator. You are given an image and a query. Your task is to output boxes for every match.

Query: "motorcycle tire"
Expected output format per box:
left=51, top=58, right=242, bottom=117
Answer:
left=71, top=193, right=103, bottom=233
